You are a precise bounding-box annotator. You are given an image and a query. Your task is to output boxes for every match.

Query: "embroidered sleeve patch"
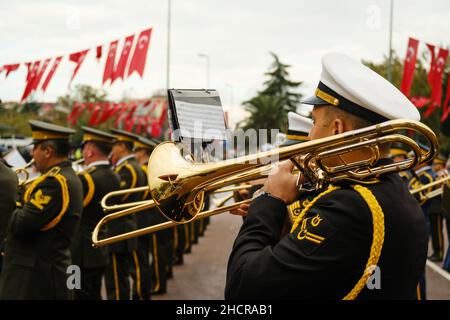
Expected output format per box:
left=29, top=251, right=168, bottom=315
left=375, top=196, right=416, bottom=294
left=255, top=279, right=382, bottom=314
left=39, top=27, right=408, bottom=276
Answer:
left=292, top=213, right=337, bottom=255
left=30, top=189, right=52, bottom=210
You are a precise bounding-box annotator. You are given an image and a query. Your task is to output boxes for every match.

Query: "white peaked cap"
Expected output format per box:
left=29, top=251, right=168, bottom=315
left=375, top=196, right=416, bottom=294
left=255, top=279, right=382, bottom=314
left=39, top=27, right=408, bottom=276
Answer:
left=302, top=53, right=420, bottom=122
left=287, top=112, right=313, bottom=136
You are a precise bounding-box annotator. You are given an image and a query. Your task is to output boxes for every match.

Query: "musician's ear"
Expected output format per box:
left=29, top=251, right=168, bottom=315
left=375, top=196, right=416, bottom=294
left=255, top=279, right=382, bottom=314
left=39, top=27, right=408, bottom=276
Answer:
left=332, top=118, right=345, bottom=135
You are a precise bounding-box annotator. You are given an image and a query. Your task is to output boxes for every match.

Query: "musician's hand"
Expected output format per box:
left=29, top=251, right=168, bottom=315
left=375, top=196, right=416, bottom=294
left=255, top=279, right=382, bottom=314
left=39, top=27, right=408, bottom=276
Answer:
left=229, top=203, right=250, bottom=217
left=262, top=161, right=303, bottom=204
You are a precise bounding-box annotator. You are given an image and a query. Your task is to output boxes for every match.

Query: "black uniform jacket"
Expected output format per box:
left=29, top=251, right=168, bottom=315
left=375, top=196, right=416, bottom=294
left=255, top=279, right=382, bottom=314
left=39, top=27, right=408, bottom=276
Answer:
left=0, top=161, right=83, bottom=299
left=108, top=157, right=146, bottom=253
left=72, top=163, right=120, bottom=269
left=225, top=162, right=428, bottom=300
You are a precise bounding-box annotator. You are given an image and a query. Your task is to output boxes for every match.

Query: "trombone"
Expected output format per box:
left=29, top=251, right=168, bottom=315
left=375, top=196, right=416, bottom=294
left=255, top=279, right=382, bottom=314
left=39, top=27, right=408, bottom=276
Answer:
left=15, top=159, right=35, bottom=188
left=411, top=175, right=450, bottom=201
left=92, top=119, right=438, bottom=247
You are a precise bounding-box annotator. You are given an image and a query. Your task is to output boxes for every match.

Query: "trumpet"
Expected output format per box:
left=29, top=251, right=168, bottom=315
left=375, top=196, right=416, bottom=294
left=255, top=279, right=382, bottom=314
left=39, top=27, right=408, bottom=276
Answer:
left=92, top=119, right=438, bottom=247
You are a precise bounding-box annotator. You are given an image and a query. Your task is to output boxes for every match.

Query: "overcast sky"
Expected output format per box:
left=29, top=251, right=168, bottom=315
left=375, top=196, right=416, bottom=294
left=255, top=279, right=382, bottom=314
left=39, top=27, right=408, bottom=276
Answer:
left=1, top=0, right=449, bottom=125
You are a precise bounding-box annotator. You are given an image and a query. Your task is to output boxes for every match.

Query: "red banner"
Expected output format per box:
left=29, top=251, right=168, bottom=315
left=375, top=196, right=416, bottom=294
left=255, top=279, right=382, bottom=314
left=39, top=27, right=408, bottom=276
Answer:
left=102, top=40, right=118, bottom=84
left=1, top=64, right=20, bottom=78
left=21, top=61, right=41, bottom=102
left=113, top=35, right=135, bottom=83
left=41, top=56, right=62, bottom=93
left=69, top=49, right=89, bottom=86
left=400, top=38, right=419, bottom=97
left=128, top=28, right=152, bottom=78
left=441, top=75, right=450, bottom=122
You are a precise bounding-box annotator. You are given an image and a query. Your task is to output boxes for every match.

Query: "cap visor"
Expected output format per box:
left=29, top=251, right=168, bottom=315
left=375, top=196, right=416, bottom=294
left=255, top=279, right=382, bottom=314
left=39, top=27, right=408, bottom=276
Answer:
left=301, top=95, right=328, bottom=106
left=279, top=139, right=301, bottom=147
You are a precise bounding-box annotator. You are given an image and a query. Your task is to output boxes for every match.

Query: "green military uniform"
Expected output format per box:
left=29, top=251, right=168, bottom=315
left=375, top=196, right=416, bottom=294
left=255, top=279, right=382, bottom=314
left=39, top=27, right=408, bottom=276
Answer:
left=71, top=127, right=120, bottom=300
left=134, top=136, right=172, bottom=294
left=0, top=121, right=83, bottom=299
left=428, top=155, right=447, bottom=262
left=408, top=164, right=436, bottom=300
left=0, top=159, right=18, bottom=273
left=105, top=129, right=149, bottom=300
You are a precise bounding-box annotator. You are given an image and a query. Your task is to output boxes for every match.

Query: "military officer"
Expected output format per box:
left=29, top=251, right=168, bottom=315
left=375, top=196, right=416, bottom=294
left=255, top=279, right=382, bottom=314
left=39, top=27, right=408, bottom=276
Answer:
left=282, top=112, right=314, bottom=229
left=0, top=158, right=18, bottom=274
left=134, top=136, right=171, bottom=294
left=390, top=143, right=412, bottom=183
left=106, top=129, right=148, bottom=300
left=125, top=134, right=155, bottom=299
left=0, top=120, right=83, bottom=299
left=427, top=154, right=448, bottom=262
left=71, top=127, right=120, bottom=300
left=225, top=53, right=428, bottom=299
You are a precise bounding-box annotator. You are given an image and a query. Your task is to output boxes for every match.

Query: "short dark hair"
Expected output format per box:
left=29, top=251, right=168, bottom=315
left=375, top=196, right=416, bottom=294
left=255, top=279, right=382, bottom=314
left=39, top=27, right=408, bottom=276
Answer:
left=115, top=141, right=134, bottom=152
left=135, top=147, right=152, bottom=157
left=89, top=141, right=112, bottom=156
left=39, top=140, right=71, bottom=157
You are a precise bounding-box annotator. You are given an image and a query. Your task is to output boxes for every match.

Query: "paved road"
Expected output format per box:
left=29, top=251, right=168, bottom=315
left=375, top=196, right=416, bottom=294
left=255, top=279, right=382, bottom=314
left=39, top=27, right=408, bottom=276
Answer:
left=153, top=212, right=243, bottom=300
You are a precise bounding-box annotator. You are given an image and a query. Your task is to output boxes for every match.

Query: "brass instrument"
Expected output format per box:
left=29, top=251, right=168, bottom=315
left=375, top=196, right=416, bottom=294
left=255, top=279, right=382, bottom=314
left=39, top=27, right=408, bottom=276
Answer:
left=101, top=186, right=152, bottom=212
left=411, top=175, right=450, bottom=201
left=92, top=119, right=438, bottom=247
left=15, top=159, right=35, bottom=187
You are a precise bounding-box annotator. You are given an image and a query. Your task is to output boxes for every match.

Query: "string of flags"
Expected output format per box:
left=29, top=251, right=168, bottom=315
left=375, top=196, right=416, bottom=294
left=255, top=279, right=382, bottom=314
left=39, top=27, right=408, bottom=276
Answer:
left=67, top=98, right=167, bottom=138
left=400, top=37, right=449, bottom=122
left=0, top=28, right=152, bottom=103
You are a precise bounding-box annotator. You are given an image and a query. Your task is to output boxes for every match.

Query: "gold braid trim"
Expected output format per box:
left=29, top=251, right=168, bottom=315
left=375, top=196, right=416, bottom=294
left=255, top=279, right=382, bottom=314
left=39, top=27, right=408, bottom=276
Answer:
left=81, top=172, right=95, bottom=208
left=141, top=165, right=150, bottom=200
left=290, top=185, right=340, bottom=233
left=40, top=173, right=70, bottom=231
left=288, top=184, right=385, bottom=300
left=120, top=163, right=137, bottom=202
left=343, top=185, right=385, bottom=300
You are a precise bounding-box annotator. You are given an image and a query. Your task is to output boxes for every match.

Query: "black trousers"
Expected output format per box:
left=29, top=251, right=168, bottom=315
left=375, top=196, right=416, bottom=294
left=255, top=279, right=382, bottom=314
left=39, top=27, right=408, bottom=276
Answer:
left=130, top=238, right=152, bottom=300
left=150, top=233, right=169, bottom=294
left=429, top=211, right=444, bottom=259
left=75, top=267, right=105, bottom=300
left=105, top=252, right=131, bottom=300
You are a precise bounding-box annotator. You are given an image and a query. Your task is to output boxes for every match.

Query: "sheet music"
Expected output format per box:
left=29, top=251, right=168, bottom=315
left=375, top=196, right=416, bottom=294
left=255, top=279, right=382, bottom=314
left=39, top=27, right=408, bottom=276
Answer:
left=175, top=100, right=226, bottom=140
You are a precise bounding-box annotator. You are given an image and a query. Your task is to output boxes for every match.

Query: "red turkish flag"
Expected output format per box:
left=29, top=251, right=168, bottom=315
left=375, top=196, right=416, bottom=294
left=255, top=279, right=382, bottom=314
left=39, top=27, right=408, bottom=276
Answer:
left=21, top=61, right=41, bottom=102
left=2, top=64, right=20, bottom=78
left=112, top=35, right=135, bottom=83
left=430, top=48, right=449, bottom=107
left=68, top=101, right=79, bottom=124
left=127, top=28, right=152, bottom=78
left=410, top=96, right=430, bottom=108
left=426, top=43, right=436, bottom=86
left=88, top=105, right=102, bottom=126
left=440, top=75, right=450, bottom=122
left=69, top=49, right=89, bottom=86
left=103, top=40, right=119, bottom=84
left=400, top=38, right=419, bottom=97
left=423, top=46, right=448, bottom=118
left=41, top=56, right=62, bottom=92
left=96, top=45, right=102, bottom=61
left=31, top=58, right=51, bottom=92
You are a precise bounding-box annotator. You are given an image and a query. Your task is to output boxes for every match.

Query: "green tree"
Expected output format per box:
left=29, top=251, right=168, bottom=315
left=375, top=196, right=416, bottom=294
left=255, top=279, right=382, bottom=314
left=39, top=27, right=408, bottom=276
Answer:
left=260, top=52, right=303, bottom=112
left=363, top=50, right=450, bottom=153
left=240, top=53, right=303, bottom=144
